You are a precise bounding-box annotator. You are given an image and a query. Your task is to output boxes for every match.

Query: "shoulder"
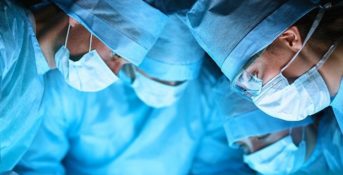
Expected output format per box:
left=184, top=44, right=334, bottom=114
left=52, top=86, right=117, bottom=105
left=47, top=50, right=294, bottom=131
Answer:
left=0, top=1, right=32, bottom=73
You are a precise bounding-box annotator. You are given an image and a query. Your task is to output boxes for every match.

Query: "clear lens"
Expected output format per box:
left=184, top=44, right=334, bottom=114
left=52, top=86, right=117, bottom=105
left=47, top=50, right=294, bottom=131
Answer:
left=232, top=49, right=265, bottom=98
left=233, top=71, right=263, bottom=98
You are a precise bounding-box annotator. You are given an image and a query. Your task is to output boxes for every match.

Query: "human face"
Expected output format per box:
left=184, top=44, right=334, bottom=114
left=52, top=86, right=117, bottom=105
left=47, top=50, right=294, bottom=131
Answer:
left=236, top=26, right=317, bottom=88
left=233, top=25, right=342, bottom=99
left=67, top=18, right=129, bottom=74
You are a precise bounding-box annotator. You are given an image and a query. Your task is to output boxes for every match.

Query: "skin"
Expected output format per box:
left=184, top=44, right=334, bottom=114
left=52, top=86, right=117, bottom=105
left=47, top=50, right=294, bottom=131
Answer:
left=236, top=124, right=317, bottom=161
left=245, top=26, right=343, bottom=96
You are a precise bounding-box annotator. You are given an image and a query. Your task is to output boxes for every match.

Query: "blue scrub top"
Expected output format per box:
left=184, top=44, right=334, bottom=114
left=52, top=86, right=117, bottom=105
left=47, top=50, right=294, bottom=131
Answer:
left=298, top=108, right=343, bottom=174
left=14, top=61, right=252, bottom=174
left=331, top=79, right=343, bottom=133
left=0, top=0, right=49, bottom=171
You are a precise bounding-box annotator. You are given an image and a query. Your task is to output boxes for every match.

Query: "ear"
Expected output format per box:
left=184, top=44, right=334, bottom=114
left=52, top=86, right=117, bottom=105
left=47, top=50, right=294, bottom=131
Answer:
left=277, top=26, right=303, bottom=52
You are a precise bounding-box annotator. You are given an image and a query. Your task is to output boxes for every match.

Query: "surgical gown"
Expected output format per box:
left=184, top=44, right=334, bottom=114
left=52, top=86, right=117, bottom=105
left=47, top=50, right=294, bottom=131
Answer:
left=296, top=107, right=343, bottom=174
left=14, top=60, right=252, bottom=174
left=331, top=79, right=343, bottom=133
left=0, top=0, right=48, bottom=171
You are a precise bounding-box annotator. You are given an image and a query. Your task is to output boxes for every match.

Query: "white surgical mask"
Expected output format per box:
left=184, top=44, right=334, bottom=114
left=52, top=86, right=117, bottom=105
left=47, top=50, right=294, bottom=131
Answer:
left=252, top=55, right=332, bottom=121
left=131, top=68, right=188, bottom=108
left=244, top=128, right=307, bottom=175
left=55, top=24, right=118, bottom=92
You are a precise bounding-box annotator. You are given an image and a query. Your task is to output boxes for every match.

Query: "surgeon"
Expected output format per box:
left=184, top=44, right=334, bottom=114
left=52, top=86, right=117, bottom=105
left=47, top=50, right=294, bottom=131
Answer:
left=38, top=0, right=167, bottom=92
left=125, top=14, right=204, bottom=108
left=187, top=0, right=343, bottom=129
left=0, top=0, right=166, bottom=172
left=215, top=77, right=343, bottom=174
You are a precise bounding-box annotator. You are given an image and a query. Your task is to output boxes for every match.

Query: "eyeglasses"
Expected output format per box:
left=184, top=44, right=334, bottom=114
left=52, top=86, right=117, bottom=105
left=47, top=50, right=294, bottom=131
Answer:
left=231, top=49, right=265, bottom=98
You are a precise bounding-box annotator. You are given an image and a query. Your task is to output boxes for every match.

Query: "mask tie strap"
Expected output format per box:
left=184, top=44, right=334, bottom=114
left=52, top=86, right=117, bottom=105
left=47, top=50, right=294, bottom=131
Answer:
left=89, top=34, right=93, bottom=52
left=65, top=24, right=71, bottom=48
left=281, top=3, right=329, bottom=72
left=316, top=37, right=343, bottom=69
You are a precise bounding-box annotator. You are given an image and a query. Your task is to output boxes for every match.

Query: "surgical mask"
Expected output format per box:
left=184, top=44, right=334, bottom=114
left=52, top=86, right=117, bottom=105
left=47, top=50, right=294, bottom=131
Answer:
left=234, top=5, right=338, bottom=121
left=55, top=24, right=118, bottom=92
left=131, top=68, right=188, bottom=108
left=243, top=128, right=307, bottom=174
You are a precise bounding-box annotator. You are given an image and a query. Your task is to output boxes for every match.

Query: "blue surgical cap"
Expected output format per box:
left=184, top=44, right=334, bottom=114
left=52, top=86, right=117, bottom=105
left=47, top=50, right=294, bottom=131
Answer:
left=138, top=14, right=205, bottom=81
left=187, top=0, right=320, bottom=81
left=214, top=76, right=313, bottom=147
left=51, top=0, right=167, bottom=66
left=222, top=94, right=313, bottom=147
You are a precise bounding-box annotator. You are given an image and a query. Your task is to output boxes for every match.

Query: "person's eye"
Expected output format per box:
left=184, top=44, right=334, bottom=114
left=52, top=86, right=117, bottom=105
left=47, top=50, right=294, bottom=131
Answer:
left=236, top=143, right=250, bottom=154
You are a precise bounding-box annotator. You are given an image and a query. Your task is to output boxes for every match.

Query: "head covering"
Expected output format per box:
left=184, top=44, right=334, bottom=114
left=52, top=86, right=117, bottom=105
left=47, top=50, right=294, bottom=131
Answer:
left=51, top=0, right=167, bottom=66
left=214, top=76, right=313, bottom=147
left=138, top=14, right=205, bottom=81
left=223, top=108, right=313, bottom=147
left=145, top=0, right=197, bottom=14
left=187, top=0, right=321, bottom=81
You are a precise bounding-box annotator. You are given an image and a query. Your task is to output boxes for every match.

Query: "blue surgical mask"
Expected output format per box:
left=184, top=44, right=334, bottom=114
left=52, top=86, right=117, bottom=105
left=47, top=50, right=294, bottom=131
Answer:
left=55, top=24, right=119, bottom=92
left=131, top=68, right=188, bottom=108
left=243, top=129, right=307, bottom=174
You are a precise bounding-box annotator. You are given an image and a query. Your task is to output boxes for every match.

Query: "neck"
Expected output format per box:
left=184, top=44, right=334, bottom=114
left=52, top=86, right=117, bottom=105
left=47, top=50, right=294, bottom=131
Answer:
left=33, top=8, right=68, bottom=68
left=304, top=39, right=343, bottom=96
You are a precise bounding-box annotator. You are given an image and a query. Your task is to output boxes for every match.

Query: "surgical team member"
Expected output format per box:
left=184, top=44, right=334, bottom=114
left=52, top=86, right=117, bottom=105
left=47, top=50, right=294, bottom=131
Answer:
left=40, top=0, right=167, bottom=92
left=127, top=14, right=204, bottom=108
left=216, top=79, right=343, bottom=174
left=187, top=0, right=343, bottom=128
left=14, top=11, right=250, bottom=174
left=0, top=0, right=166, bottom=172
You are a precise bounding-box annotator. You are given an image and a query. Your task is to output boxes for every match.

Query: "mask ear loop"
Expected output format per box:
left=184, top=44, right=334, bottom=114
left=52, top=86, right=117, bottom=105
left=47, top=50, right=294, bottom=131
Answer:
left=89, top=33, right=93, bottom=52
left=280, top=3, right=330, bottom=73
left=65, top=24, right=71, bottom=48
